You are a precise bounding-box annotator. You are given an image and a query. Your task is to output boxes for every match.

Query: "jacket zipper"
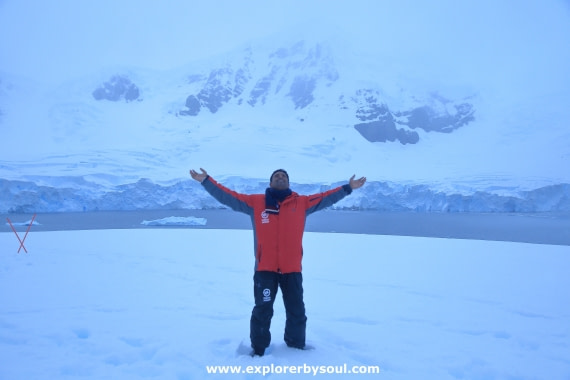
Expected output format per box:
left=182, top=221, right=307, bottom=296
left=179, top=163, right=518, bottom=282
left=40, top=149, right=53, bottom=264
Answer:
left=276, top=200, right=281, bottom=273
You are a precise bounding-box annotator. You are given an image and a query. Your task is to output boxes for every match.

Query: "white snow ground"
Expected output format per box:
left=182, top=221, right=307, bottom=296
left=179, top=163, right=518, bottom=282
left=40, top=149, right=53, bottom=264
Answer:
left=1, top=228, right=569, bottom=379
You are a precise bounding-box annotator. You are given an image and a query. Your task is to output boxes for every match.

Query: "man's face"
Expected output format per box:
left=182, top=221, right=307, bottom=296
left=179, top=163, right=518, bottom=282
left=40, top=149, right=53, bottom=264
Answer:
left=270, top=171, right=289, bottom=190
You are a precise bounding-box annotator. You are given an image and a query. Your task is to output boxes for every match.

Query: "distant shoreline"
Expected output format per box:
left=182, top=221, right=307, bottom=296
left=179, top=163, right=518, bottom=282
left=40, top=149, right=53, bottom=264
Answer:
left=3, top=209, right=569, bottom=246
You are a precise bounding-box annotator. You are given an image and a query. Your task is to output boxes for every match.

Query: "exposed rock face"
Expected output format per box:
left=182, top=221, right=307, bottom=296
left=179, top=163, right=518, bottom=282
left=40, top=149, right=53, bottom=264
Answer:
left=179, top=42, right=339, bottom=115
left=92, top=75, right=140, bottom=102
left=352, top=89, right=475, bottom=144
left=177, top=40, right=475, bottom=145
left=400, top=103, right=475, bottom=133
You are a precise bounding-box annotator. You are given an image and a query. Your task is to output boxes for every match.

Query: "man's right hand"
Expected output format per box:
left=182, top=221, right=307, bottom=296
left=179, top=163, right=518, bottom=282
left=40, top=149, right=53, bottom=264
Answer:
left=190, top=168, right=208, bottom=182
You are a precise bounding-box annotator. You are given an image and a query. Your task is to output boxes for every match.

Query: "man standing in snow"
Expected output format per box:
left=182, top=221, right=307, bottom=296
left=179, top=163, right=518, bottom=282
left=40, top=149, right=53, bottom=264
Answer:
left=189, top=168, right=366, bottom=356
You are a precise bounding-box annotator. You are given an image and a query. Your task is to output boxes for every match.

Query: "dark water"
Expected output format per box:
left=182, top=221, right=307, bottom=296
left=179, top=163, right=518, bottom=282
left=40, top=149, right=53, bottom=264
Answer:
left=2, top=209, right=570, bottom=246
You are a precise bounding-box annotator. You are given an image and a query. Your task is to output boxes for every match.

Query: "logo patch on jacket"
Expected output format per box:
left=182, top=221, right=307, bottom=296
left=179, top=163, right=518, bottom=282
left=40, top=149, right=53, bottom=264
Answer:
left=261, top=211, right=270, bottom=224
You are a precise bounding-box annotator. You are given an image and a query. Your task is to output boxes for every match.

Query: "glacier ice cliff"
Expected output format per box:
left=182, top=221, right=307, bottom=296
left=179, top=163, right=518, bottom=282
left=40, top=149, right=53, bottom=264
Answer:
left=1, top=177, right=568, bottom=214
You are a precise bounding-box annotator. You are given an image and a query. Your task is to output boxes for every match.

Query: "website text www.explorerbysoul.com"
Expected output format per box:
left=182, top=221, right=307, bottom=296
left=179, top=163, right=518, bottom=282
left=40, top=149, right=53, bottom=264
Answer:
left=206, top=363, right=381, bottom=376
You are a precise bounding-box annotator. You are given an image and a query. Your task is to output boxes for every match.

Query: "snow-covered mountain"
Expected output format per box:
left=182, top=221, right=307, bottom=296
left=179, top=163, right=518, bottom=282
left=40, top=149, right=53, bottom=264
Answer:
left=1, top=37, right=569, bottom=213
left=176, top=41, right=475, bottom=145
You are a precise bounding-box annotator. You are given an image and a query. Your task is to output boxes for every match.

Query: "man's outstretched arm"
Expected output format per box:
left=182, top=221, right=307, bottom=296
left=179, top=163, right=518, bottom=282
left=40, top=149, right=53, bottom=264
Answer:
left=306, top=174, right=366, bottom=214
left=189, top=167, right=254, bottom=215
left=349, top=174, right=367, bottom=190
left=190, top=168, right=208, bottom=183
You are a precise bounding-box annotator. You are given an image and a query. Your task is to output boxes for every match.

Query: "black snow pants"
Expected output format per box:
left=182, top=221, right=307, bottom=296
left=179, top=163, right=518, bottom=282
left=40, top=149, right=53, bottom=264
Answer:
left=250, top=271, right=307, bottom=354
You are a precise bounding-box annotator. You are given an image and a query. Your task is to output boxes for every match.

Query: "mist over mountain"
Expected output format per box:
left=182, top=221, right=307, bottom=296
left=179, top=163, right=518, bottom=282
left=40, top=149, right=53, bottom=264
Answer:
left=86, top=40, right=476, bottom=145
left=173, top=41, right=476, bottom=146
left=1, top=12, right=569, bottom=213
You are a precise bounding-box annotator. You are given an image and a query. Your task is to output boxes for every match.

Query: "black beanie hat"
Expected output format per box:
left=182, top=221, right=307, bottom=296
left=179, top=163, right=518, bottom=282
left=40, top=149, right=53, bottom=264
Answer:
left=270, top=169, right=289, bottom=182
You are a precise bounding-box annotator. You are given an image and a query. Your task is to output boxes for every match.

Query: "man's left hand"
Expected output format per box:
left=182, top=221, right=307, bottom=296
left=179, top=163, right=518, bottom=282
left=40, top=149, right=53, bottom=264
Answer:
left=349, top=175, right=367, bottom=190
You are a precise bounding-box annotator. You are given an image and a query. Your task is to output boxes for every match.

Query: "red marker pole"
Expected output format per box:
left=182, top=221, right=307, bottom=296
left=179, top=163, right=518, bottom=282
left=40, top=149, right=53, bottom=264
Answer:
left=7, top=218, right=26, bottom=253
left=6, top=213, right=36, bottom=253
left=18, top=213, right=36, bottom=253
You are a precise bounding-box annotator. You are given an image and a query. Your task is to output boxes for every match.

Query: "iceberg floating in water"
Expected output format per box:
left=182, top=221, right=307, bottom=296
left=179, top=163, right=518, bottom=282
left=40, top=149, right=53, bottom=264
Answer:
left=141, top=216, right=207, bottom=226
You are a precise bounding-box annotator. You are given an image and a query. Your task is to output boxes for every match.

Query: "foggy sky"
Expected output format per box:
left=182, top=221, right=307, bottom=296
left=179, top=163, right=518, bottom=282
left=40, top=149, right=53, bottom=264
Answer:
left=1, top=0, right=569, bottom=101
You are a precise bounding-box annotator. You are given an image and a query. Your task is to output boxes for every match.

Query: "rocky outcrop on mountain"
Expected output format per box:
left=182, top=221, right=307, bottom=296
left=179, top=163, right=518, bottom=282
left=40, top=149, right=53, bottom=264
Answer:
left=180, top=67, right=246, bottom=115
left=92, top=75, right=140, bottom=102
left=399, top=102, right=475, bottom=133
left=177, top=40, right=475, bottom=145
left=351, top=89, right=417, bottom=144
left=180, top=51, right=253, bottom=116
left=352, top=89, right=475, bottom=144
left=180, top=42, right=339, bottom=115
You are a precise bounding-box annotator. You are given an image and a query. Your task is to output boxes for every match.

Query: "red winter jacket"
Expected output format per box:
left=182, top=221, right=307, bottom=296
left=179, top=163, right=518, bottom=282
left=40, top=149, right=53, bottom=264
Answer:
left=201, top=176, right=353, bottom=273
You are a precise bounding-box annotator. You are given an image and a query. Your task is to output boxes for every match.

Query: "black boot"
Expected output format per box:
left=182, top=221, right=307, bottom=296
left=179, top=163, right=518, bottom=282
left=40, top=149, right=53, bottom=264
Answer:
left=251, top=346, right=265, bottom=357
